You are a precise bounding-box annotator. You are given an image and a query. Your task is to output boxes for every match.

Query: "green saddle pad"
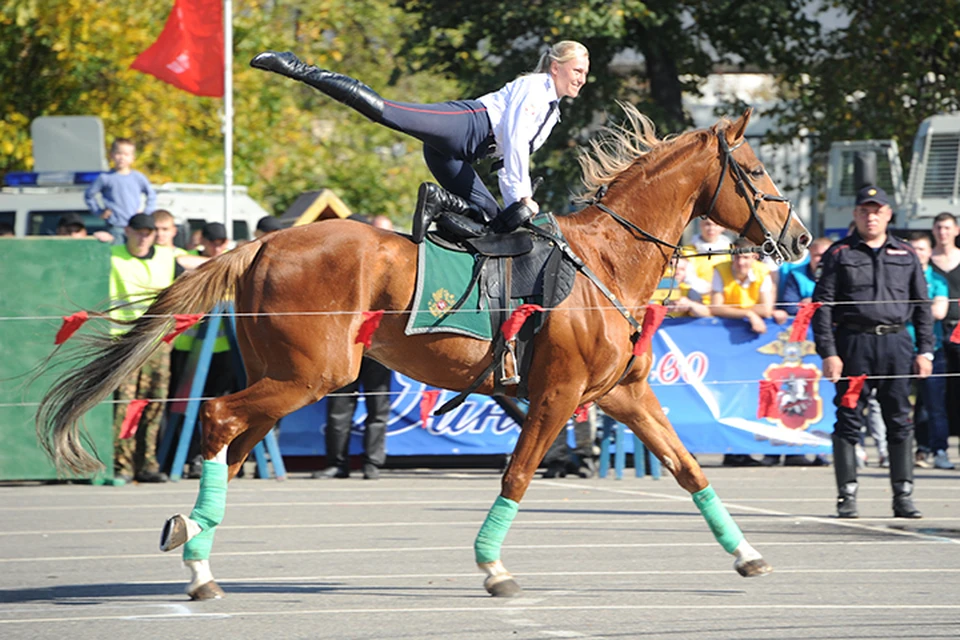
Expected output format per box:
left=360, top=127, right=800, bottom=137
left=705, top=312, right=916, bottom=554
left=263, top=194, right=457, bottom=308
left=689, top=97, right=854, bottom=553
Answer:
left=405, top=238, right=491, bottom=340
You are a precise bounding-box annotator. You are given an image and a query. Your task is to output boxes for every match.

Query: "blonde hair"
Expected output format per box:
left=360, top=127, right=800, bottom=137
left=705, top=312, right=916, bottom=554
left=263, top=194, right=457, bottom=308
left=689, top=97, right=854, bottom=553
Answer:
left=534, top=40, right=589, bottom=74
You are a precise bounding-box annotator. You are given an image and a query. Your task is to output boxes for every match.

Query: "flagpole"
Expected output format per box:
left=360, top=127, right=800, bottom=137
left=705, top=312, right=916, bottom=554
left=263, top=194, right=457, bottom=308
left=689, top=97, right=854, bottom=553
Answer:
left=223, top=0, right=233, bottom=238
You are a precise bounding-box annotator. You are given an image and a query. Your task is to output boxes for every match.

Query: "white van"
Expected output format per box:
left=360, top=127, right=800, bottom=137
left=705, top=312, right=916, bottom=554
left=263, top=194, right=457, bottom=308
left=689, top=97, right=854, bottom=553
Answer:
left=0, top=179, right=270, bottom=243
left=0, top=115, right=271, bottom=243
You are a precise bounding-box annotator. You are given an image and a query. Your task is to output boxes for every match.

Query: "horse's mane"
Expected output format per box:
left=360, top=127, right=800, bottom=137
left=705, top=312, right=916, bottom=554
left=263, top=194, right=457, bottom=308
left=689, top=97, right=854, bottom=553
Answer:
left=576, top=103, right=728, bottom=203
left=576, top=102, right=663, bottom=201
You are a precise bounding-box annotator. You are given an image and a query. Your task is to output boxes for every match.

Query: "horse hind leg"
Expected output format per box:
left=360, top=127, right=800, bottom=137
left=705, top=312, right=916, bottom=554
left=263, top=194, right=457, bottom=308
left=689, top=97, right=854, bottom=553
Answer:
left=599, top=383, right=772, bottom=578
left=158, top=378, right=321, bottom=600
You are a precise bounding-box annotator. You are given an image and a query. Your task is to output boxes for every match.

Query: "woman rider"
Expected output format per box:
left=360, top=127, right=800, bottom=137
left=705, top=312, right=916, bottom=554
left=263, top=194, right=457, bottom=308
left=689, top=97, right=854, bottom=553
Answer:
left=251, top=41, right=589, bottom=240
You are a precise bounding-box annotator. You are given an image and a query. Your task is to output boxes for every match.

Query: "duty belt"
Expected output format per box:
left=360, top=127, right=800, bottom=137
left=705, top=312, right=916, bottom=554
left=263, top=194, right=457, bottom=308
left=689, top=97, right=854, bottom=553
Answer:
left=842, top=322, right=905, bottom=336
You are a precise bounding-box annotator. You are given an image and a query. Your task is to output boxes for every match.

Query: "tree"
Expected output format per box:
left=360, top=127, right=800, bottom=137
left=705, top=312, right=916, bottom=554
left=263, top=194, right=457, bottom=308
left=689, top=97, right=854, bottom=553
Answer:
left=763, top=0, right=960, bottom=172
left=400, top=0, right=826, bottom=212
left=0, top=0, right=461, bottom=225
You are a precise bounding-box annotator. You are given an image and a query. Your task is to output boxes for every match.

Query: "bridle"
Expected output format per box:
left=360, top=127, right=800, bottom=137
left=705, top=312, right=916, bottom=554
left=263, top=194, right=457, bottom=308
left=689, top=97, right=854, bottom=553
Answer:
left=590, top=128, right=799, bottom=266
left=703, top=131, right=797, bottom=265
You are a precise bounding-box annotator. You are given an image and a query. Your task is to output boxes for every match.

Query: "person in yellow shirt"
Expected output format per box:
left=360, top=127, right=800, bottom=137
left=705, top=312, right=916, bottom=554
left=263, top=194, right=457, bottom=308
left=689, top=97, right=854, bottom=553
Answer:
left=651, top=258, right=711, bottom=317
left=710, top=242, right=782, bottom=334
left=109, top=213, right=177, bottom=484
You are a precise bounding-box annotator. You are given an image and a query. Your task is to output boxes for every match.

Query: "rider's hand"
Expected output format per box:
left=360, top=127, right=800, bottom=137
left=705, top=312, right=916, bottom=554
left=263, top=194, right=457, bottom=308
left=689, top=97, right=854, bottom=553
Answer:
left=520, top=197, right=540, bottom=214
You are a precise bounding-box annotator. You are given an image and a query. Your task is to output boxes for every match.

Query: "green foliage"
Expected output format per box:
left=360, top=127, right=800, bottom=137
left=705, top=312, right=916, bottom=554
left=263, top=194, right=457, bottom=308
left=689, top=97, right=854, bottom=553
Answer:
left=0, top=0, right=460, bottom=227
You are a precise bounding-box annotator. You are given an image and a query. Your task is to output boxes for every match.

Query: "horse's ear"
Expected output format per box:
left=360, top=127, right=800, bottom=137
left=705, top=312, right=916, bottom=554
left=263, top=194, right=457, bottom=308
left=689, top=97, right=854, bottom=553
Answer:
left=726, top=107, right=753, bottom=145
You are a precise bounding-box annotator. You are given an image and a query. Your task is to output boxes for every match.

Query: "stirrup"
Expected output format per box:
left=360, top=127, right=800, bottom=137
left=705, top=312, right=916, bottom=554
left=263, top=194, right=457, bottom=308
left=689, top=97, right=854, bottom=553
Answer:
left=500, top=341, right=520, bottom=385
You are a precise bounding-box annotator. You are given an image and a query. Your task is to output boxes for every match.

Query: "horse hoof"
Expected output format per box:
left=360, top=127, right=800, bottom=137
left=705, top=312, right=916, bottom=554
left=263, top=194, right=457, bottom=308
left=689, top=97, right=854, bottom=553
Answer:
left=160, top=514, right=201, bottom=552
left=736, top=557, right=773, bottom=578
left=189, top=580, right=225, bottom=601
left=485, top=576, right=523, bottom=597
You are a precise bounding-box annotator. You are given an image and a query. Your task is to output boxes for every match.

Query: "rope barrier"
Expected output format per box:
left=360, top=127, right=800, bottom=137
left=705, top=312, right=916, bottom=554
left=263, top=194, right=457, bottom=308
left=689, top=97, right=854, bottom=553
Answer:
left=1, top=296, right=957, bottom=322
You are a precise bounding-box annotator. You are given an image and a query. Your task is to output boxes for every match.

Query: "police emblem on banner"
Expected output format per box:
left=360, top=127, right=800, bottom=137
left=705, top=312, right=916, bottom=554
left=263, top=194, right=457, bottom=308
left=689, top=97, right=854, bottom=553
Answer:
left=429, top=288, right=456, bottom=318
left=758, top=331, right=823, bottom=430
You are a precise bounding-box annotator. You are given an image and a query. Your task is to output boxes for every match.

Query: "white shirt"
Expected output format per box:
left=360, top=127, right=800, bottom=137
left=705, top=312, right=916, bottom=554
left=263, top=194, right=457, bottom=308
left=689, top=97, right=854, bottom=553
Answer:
left=478, top=73, right=560, bottom=205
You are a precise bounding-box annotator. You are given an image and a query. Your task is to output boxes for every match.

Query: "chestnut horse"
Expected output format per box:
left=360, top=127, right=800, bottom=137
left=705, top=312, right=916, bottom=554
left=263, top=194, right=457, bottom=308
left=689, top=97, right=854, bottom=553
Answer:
left=38, top=106, right=810, bottom=600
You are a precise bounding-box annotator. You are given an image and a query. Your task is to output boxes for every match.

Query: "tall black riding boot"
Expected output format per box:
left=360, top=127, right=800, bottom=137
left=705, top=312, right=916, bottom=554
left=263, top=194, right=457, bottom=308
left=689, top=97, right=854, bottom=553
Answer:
left=832, top=434, right=859, bottom=518
left=251, top=51, right=385, bottom=123
left=412, top=182, right=484, bottom=242
left=890, top=437, right=922, bottom=518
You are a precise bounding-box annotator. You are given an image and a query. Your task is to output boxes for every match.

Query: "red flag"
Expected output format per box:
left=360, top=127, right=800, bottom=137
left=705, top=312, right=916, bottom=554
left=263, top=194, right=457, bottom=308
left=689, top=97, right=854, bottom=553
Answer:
left=633, top=305, right=668, bottom=356
left=757, top=380, right=779, bottom=418
left=119, top=400, right=149, bottom=439
left=950, top=322, right=960, bottom=344
left=162, top=313, right=204, bottom=344
left=420, top=389, right=441, bottom=428
left=841, top=374, right=867, bottom=409
left=501, top=303, right=544, bottom=341
left=55, top=310, right=89, bottom=345
left=130, top=0, right=224, bottom=97
left=788, top=302, right=822, bottom=343
left=355, top=310, right=385, bottom=348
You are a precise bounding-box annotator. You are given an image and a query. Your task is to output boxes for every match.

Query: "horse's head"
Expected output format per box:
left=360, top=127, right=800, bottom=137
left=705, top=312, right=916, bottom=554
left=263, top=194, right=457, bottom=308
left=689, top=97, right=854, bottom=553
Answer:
left=701, top=109, right=810, bottom=264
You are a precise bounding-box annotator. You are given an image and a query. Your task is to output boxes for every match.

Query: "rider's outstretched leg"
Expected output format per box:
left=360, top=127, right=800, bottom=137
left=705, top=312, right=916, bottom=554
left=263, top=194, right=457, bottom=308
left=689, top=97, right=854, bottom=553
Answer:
left=251, top=51, right=385, bottom=123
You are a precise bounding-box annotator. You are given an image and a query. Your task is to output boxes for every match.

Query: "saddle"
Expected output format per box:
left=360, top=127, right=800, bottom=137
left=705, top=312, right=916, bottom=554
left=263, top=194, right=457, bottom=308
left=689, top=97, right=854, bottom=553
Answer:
left=426, top=211, right=578, bottom=414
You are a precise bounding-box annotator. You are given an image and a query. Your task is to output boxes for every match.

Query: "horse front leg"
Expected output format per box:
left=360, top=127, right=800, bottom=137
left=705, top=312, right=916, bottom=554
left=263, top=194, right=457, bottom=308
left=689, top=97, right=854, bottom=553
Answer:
left=598, top=381, right=772, bottom=578
left=474, top=383, right=582, bottom=597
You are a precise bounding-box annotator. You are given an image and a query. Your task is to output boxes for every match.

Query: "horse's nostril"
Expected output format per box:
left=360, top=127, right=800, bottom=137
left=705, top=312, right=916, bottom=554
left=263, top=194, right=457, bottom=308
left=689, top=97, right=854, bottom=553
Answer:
left=796, top=234, right=811, bottom=250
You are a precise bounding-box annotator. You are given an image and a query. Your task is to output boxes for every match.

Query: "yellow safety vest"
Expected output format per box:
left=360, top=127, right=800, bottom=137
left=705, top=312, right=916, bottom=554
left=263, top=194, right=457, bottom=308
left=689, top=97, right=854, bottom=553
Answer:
left=109, top=245, right=177, bottom=335
left=714, top=261, right=768, bottom=308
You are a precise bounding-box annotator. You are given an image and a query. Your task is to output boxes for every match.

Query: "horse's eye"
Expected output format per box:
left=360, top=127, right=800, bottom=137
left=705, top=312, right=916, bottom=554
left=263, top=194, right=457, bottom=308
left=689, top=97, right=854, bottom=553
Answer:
left=750, top=167, right=765, bottom=178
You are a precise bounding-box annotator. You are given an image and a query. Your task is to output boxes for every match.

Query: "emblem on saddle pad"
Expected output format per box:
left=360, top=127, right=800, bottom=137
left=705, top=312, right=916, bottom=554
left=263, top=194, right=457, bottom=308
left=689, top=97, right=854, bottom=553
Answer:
left=428, top=288, right=457, bottom=318
left=757, top=331, right=823, bottom=431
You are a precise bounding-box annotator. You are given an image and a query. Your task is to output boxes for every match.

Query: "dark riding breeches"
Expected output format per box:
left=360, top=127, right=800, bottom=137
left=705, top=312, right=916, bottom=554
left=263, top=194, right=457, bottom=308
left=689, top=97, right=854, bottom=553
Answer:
left=381, top=99, right=500, bottom=221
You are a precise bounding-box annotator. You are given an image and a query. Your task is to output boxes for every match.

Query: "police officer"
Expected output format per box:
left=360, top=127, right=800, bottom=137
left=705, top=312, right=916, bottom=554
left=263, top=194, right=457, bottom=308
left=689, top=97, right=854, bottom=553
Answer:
left=250, top=41, right=589, bottom=238
left=813, top=186, right=934, bottom=519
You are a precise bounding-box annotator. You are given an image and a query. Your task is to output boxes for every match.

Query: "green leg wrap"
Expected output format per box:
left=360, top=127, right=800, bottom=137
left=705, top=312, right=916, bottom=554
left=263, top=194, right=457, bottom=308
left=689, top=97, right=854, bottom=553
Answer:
left=692, top=484, right=745, bottom=554
left=474, top=495, right=519, bottom=564
left=183, top=460, right=228, bottom=561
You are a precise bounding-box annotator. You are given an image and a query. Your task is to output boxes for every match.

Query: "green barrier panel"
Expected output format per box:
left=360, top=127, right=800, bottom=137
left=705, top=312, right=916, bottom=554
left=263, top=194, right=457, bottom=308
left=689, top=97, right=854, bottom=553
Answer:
left=0, top=238, right=112, bottom=480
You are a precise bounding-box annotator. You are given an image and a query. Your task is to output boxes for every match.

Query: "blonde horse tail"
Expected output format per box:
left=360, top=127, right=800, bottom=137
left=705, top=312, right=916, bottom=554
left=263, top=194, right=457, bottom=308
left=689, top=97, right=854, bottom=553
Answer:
left=36, top=240, right=263, bottom=475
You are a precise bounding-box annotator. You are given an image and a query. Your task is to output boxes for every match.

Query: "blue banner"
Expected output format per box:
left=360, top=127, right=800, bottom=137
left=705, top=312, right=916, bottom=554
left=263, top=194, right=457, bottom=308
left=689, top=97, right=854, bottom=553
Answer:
left=278, top=317, right=834, bottom=457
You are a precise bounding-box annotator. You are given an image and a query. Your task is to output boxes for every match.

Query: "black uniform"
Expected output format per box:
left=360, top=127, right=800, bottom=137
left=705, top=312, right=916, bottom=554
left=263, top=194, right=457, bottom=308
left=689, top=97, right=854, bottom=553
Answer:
left=812, top=229, right=933, bottom=518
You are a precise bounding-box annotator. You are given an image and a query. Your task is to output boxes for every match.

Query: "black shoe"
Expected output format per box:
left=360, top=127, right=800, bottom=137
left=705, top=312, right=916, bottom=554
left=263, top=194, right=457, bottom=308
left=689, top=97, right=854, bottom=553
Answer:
left=783, top=455, right=810, bottom=467
left=893, top=495, right=922, bottom=519
left=362, top=464, right=380, bottom=480
left=251, top=51, right=384, bottom=122
left=134, top=470, right=169, bottom=483
left=577, top=457, right=598, bottom=479
left=837, top=495, right=859, bottom=518
left=723, top=454, right=762, bottom=467
left=312, top=466, right=349, bottom=479
left=762, top=455, right=782, bottom=466
left=542, top=462, right=566, bottom=479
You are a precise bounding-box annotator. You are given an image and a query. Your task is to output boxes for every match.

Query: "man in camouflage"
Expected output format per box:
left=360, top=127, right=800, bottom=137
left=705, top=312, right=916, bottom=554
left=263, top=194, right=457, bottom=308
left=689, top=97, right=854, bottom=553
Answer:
left=109, top=213, right=178, bottom=484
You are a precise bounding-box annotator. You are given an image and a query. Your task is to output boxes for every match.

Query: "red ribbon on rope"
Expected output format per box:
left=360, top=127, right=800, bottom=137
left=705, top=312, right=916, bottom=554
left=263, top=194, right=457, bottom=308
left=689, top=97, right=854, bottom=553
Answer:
left=950, top=322, right=960, bottom=344
left=119, top=399, right=149, bottom=439
left=757, top=380, right=779, bottom=418
left=501, top=303, right=544, bottom=341
left=633, top=305, right=668, bottom=356
left=573, top=402, right=593, bottom=423
left=55, top=311, right=89, bottom=345
left=162, top=313, right=204, bottom=344
left=840, top=374, right=867, bottom=409
left=420, top=389, right=441, bottom=428
left=355, top=310, right=385, bottom=348
left=788, top=302, right=822, bottom=343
